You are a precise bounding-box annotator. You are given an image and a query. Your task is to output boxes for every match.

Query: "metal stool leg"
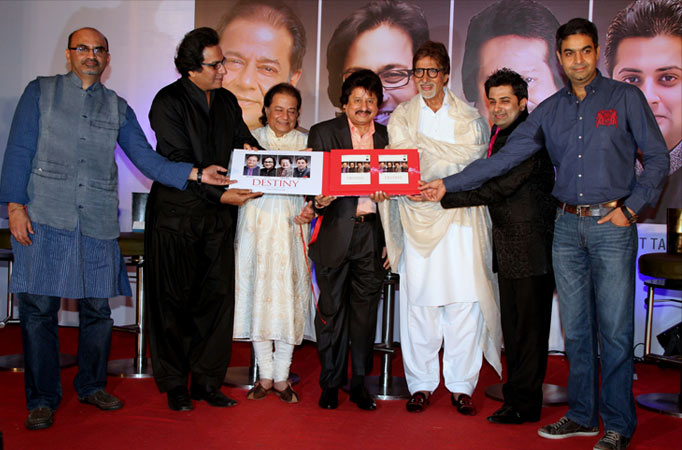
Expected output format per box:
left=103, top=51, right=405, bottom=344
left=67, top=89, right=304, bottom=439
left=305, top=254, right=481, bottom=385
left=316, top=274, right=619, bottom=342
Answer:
left=107, top=257, right=153, bottom=378
left=635, top=283, right=682, bottom=417
left=0, top=257, right=77, bottom=371
left=224, top=346, right=258, bottom=388
left=365, top=272, right=410, bottom=400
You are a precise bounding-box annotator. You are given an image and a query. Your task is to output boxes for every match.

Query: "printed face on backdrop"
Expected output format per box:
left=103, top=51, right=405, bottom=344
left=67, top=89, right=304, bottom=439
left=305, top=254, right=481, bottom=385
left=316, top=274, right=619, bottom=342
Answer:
left=487, top=84, right=527, bottom=130
left=343, top=87, right=379, bottom=129
left=342, top=24, right=417, bottom=125
left=296, top=158, right=308, bottom=170
left=476, top=35, right=557, bottom=119
left=612, top=35, right=682, bottom=150
left=220, top=19, right=302, bottom=129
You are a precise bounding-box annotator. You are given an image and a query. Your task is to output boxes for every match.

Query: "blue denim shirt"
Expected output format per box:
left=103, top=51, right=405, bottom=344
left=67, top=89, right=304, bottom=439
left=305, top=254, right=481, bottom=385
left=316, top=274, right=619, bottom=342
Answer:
left=443, top=71, right=670, bottom=213
left=0, top=72, right=192, bottom=239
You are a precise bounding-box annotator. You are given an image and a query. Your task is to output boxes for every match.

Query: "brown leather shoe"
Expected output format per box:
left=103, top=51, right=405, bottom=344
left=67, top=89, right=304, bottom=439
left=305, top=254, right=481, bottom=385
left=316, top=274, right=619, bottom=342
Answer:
left=274, top=384, right=299, bottom=404
left=25, top=407, right=54, bottom=430
left=78, top=390, right=123, bottom=411
left=451, top=393, right=477, bottom=416
left=246, top=382, right=271, bottom=400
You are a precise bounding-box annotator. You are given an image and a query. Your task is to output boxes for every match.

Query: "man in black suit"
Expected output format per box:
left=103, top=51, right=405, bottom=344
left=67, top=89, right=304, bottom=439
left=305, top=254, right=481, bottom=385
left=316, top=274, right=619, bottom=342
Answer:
left=440, top=68, right=556, bottom=424
left=308, top=70, right=388, bottom=411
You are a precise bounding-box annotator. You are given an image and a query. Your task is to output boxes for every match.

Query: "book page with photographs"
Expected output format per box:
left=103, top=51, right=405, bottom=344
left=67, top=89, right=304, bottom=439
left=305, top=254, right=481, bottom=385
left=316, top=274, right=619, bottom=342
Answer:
left=229, top=149, right=324, bottom=195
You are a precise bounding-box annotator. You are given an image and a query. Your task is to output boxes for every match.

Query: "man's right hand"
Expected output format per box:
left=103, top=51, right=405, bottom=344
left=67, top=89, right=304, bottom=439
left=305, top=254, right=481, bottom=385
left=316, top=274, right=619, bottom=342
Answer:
left=220, top=189, right=263, bottom=206
left=8, top=203, right=33, bottom=246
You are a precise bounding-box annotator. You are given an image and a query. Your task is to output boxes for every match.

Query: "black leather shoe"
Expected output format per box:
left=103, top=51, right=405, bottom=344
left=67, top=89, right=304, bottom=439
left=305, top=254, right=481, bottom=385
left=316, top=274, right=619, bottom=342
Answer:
left=487, top=405, right=540, bottom=424
left=190, top=385, right=237, bottom=407
left=350, top=385, right=376, bottom=411
left=25, top=407, right=54, bottom=430
left=318, top=387, right=339, bottom=409
left=167, top=386, right=194, bottom=411
left=78, top=390, right=123, bottom=410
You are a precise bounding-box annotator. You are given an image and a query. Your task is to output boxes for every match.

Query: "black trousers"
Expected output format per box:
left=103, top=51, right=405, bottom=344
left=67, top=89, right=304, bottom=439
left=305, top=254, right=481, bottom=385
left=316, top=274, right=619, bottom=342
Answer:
left=498, top=272, right=555, bottom=416
left=314, top=221, right=384, bottom=389
left=145, top=207, right=235, bottom=393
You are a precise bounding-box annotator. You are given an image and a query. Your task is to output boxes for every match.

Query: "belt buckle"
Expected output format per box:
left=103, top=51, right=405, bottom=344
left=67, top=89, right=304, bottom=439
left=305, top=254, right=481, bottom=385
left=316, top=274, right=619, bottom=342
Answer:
left=575, top=205, right=585, bottom=216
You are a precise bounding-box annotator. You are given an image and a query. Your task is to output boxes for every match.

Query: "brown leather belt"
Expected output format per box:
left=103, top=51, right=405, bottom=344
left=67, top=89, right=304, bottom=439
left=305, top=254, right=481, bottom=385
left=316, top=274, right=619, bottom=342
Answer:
left=561, top=199, right=624, bottom=217
left=353, top=213, right=377, bottom=223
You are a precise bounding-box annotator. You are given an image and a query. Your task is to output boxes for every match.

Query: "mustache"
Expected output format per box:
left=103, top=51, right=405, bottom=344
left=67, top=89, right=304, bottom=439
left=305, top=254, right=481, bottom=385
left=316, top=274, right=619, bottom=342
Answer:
left=354, top=110, right=371, bottom=115
left=83, top=58, right=99, bottom=65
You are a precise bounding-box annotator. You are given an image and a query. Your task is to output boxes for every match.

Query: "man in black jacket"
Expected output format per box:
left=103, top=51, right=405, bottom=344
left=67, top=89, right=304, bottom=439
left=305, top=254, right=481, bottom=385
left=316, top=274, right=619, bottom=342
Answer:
left=441, top=68, right=556, bottom=424
left=308, top=70, right=388, bottom=411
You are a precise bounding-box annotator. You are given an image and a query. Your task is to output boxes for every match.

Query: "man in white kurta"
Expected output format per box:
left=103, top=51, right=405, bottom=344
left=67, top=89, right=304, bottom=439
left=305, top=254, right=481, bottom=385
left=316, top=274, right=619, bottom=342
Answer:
left=379, top=42, right=501, bottom=414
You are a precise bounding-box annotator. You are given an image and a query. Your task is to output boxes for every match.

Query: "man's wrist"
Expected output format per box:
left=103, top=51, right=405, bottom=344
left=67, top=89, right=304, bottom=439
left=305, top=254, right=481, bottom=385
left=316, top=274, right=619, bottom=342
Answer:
left=620, top=205, right=637, bottom=224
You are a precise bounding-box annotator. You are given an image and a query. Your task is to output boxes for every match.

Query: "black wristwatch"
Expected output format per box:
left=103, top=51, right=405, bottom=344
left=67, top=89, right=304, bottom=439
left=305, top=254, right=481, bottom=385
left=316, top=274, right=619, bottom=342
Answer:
left=620, top=205, right=636, bottom=224
left=197, top=167, right=203, bottom=184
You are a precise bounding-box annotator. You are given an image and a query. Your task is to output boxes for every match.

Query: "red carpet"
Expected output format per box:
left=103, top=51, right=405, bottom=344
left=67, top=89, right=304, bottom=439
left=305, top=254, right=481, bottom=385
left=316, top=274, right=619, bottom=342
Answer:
left=0, top=324, right=680, bottom=449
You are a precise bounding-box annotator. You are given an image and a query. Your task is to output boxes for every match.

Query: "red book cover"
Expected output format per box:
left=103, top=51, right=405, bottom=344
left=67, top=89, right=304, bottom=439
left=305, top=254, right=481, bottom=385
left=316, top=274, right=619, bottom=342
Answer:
left=322, top=148, right=420, bottom=196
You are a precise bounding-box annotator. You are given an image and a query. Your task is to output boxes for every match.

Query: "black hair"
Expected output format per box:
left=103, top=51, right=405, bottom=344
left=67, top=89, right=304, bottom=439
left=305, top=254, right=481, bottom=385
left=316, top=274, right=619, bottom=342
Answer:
left=175, top=27, right=219, bottom=77
left=605, top=0, right=682, bottom=76
left=259, top=83, right=302, bottom=127
left=484, top=68, right=528, bottom=101
left=556, top=18, right=599, bottom=54
left=340, top=69, right=384, bottom=107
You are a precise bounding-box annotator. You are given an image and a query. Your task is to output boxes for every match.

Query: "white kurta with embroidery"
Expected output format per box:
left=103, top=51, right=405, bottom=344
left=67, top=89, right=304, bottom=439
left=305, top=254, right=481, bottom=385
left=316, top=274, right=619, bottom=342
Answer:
left=379, top=89, right=502, bottom=379
left=233, top=126, right=311, bottom=345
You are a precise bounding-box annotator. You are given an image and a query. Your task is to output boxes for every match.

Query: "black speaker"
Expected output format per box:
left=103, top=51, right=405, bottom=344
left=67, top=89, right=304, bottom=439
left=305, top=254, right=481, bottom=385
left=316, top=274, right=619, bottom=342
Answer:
left=657, top=321, right=682, bottom=356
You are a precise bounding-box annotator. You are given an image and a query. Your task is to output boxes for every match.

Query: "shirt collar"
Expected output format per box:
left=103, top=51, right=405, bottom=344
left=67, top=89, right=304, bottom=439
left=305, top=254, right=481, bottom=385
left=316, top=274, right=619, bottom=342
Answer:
left=562, top=69, right=604, bottom=97
left=66, top=71, right=102, bottom=91
left=347, top=117, right=375, bottom=139
left=419, top=88, right=449, bottom=112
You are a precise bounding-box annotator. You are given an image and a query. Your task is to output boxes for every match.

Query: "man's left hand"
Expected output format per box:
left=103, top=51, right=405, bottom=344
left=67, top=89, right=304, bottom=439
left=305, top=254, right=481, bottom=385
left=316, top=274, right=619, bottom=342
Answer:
left=419, top=179, right=446, bottom=202
left=598, top=206, right=635, bottom=227
left=202, top=164, right=236, bottom=186
left=294, top=201, right=315, bottom=224
left=381, top=247, right=391, bottom=270
left=244, top=143, right=256, bottom=150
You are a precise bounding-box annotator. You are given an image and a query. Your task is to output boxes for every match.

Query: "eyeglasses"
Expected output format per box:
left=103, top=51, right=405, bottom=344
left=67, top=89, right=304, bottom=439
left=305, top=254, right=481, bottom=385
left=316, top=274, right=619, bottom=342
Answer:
left=412, top=68, right=444, bottom=79
left=68, top=45, right=108, bottom=56
left=202, top=57, right=226, bottom=70
left=342, top=68, right=412, bottom=89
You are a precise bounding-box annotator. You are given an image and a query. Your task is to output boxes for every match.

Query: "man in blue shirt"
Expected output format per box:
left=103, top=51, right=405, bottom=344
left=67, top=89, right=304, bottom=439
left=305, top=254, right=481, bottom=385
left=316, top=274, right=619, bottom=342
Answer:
left=0, top=27, right=231, bottom=431
left=421, top=18, right=669, bottom=450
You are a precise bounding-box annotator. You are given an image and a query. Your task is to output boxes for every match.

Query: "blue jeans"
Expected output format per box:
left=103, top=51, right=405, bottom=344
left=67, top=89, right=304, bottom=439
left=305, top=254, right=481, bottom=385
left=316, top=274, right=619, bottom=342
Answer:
left=552, top=211, right=637, bottom=437
left=18, top=294, right=113, bottom=410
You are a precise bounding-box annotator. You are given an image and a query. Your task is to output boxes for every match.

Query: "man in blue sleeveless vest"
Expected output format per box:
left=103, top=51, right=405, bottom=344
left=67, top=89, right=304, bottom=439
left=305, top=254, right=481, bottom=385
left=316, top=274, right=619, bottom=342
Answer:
left=0, top=27, right=231, bottom=431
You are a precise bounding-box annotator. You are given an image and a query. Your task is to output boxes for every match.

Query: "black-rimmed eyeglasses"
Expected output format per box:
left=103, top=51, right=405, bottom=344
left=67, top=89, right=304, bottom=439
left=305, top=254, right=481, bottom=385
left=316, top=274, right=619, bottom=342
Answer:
left=412, top=68, right=444, bottom=79
left=68, top=45, right=108, bottom=56
left=343, top=68, right=412, bottom=89
left=202, top=57, right=226, bottom=70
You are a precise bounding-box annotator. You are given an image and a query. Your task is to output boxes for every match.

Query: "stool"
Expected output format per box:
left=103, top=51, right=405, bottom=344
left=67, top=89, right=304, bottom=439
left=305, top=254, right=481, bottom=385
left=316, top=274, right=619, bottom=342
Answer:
left=0, top=229, right=77, bottom=372
left=635, top=209, right=682, bottom=418
left=107, top=232, right=152, bottom=378
left=365, top=272, right=409, bottom=400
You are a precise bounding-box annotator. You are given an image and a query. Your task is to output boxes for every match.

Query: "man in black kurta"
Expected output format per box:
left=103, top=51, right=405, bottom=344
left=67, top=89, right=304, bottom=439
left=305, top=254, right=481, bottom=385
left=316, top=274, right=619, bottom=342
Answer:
left=145, top=27, right=260, bottom=411
left=441, top=69, right=556, bottom=424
